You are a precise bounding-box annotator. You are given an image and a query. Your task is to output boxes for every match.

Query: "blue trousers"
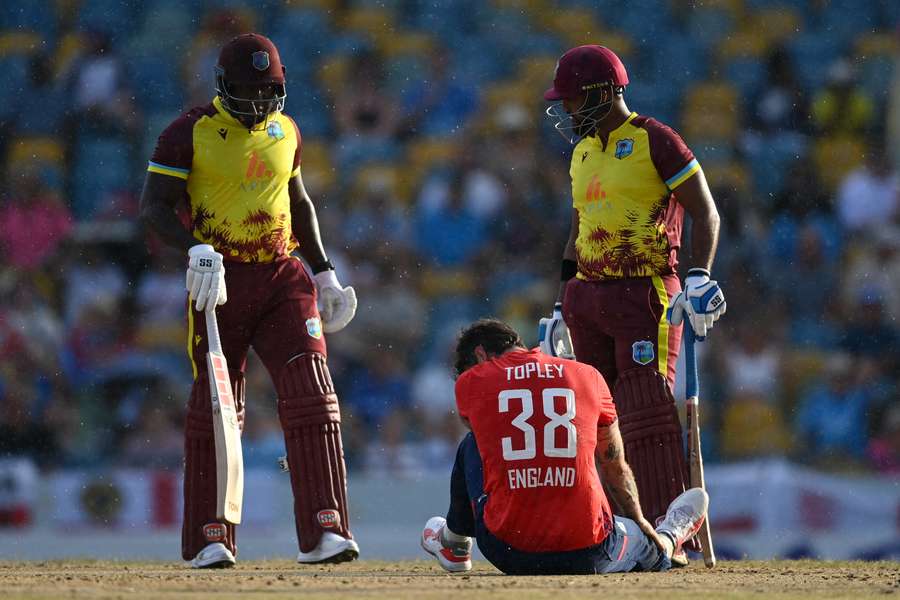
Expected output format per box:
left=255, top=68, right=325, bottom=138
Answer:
left=445, top=433, right=671, bottom=575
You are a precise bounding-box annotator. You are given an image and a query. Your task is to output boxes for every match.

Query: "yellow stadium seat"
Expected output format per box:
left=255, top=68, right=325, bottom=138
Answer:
left=516, top=56, right=558, bottom=91
left=749, top=7, right=801, bottom=44
left=717, top=30, right=769, bottom=62
left=721, top=396, right=793, bottom=459
left=7, top=137, right=65, bottom=168
left=338, top=7, right=395, bottom=44
left=813, top=135, right=866, bottom=192
left=542, top=8, right=603, bottom=40
left=379, top=32, right=434, bottom=58
left=0, top=31, right=42, bottom=57
left=701, top=162, right=751, bottom=194
left=854, top=32, right=898, bottom=59
left=491, top=0, right=551, bottom=16
left=283, top=0, right=340, bottom=10
left=296, top=140, right=335, bottom=196
left=682, top=81, right=740, bottom=141
left=350, top=164, right=399, bottom=201
left=316, top=55, right=349, bottom=96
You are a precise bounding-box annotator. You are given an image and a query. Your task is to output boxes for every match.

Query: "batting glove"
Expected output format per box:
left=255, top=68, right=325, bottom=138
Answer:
left=186, top=244, right=227, bottom=312
left=538, top=303, right=575, bottom=359
left=668, top=268, right=726, bottom=340
left=314, top=269, right=357, bottom=333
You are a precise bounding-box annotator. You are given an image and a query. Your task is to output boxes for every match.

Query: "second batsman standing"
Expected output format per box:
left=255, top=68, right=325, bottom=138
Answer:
left=539, top=45, right=726, bottom=548
left=140, top=33, right=359, bottom=568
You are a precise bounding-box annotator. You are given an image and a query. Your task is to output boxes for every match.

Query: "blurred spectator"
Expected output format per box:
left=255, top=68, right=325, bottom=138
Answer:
left=0, top=170, right=73, bottom=272
left=795, top=354, right=871, bottom=463
left=750, top=46, right=808, bottom=135
left=840, top=226, right=900, bottom=324
left=812, top=58, right=875, bottom=135
left=868, top=404, right=900, bottom=475
left=65, top=30, right=140, bottom=135
left=242, top=408, right=286, bottom=470
left=836, top=141, right=899, bottom=233
left=399, top=46, right=478, bottom=137
left=344, top=353, right=411, bottom=428
left=333, top=50, right=401, bottom=170
left=118, top=400, right=183, bottom=469
left=183, top=9, right=254, bottom=108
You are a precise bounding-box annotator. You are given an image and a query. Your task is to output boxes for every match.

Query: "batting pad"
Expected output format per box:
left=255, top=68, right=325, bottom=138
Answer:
left=276, top=353, right=352, bottom=553
left=614, top=368, right=689, bottom=526
left=183, top=373, right=245, bottom=560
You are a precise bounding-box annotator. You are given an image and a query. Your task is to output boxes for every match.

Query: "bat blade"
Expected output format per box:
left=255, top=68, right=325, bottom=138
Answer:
left=207, top=350, right=244, bottom=525
left=687, top=396, right=716, bottom=568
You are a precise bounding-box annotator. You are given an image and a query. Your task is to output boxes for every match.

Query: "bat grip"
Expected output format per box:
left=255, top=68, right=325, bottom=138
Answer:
left=205, top=306, right=224, bottom=355
left=684, top=321, right=699, bottom=399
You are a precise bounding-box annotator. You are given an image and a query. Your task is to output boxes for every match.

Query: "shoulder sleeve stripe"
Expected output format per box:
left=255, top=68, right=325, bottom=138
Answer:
left=148, top=161, right=190, bottom=180
left=665, top=159, right=700, bottom=190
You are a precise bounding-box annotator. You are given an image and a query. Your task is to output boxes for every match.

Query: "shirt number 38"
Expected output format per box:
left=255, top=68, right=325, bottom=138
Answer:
left=499, top=388, right=577, bottom=460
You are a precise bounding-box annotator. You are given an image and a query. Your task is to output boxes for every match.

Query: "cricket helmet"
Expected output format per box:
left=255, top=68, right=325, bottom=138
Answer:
left=215, top=33, right=287, bottom=120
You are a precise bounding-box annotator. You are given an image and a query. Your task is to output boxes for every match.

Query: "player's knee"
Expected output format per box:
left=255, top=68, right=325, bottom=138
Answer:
left=613, top=368, right=680, bottom=437
left=276, top=352, right=340, bottom=428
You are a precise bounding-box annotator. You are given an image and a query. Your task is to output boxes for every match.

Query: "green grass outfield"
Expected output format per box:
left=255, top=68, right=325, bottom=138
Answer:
left=1, top=559, right=898, bottom=599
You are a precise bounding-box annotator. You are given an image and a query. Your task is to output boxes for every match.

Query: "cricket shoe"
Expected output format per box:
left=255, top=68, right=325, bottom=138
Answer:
left=655, top=488, right=708, bottom=558
left=654, top=515, right=689, bottom=568
left=297, top=532, right=360, bottom=564
left=191, top=542, right=236, bottom=569
left=421, top=516, right=472, bottom=573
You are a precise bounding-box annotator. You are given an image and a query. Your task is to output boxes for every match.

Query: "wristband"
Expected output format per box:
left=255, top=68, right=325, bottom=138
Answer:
left=561, top=259, right=577, bottom=281
left=311, top=259, right=335, bottom=274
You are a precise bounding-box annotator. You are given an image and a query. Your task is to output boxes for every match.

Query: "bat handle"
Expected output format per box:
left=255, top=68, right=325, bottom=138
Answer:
left=205, top=306, right=224, bottom=355
left=683, top=321, right=699, bottom=399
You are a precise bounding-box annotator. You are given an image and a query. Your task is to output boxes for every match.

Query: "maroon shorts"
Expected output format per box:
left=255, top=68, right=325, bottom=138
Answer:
left=562, top=274, right=682, bottom=390
left=187, top=256, right=325, bottom=380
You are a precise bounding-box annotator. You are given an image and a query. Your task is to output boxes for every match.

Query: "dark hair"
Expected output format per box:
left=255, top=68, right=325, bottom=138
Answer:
left=454, top=318, right=525, bottom=377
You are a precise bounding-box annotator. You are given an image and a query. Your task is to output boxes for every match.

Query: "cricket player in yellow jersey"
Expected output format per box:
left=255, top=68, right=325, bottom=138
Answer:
left=539, top=45, right=726, bottom=560
left=140, top=34, right=359, bottom=568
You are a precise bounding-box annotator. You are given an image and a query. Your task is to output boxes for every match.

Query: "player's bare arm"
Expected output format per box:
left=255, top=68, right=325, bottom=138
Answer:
left=673, top=171, right=721, bottom=271
left=288, top=172, right=328, bottom=268
left=556, top=208, right=579, bottom=303
left=290, top=172, right=358, bottom=333
left=597, top=420, right=667, bottom=552
left=139, top=172, right=198, bottom=252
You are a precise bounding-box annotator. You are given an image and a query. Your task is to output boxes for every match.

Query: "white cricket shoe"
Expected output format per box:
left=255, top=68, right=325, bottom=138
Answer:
left=297, top=532, right=360, bottom=564
left=656, top=488, right=709, bottom=556
left=420, top=516, right=472, bottom=573
left=190, top=542, right=236, bottom=569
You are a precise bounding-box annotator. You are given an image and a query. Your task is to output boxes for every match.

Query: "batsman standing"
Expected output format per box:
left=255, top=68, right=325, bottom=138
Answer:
left=140, top=33, right=359, bottom=568
left=539, top=45, right=726, bottom=547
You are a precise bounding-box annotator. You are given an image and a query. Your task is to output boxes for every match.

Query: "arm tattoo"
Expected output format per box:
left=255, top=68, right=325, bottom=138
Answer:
left=603, top=441, right=620, bottom=462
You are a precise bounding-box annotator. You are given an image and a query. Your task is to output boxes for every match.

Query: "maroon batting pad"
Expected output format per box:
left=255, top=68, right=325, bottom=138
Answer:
left=276, top=352, right=352, bottom=553
left=182, top=373, right=244, bottom=560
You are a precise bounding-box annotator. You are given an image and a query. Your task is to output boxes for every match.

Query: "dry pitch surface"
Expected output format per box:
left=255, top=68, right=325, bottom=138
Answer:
left=2, top=559, right=898, bottom=599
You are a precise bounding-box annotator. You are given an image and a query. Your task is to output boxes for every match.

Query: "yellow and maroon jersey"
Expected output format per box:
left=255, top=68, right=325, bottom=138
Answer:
left=148, top=96, right=302, bottom=263
left=570, top=112, right=700, bottom=280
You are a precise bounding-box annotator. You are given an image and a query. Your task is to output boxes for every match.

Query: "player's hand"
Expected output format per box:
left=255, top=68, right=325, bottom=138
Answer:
left=186, top=244, right=227, bottom=312
left=668, top=269, right=725, bottom=341
left=538, top=303, right=575, bottom=359
left=314, top=269, right=357, bottom=333
left=636, top=516, right=669, bottom=555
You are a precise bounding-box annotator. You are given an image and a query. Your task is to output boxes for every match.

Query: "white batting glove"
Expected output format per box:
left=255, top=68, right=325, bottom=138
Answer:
left=186, top=244, right=227, bottom=312
left=313, top=269, right=357, bottom=333
left=538, top=303, right=575, bottom=359
left=668, top=268, right=726, bottom=340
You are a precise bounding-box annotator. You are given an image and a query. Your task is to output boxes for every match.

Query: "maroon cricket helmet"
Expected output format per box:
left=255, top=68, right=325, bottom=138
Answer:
left=544, top=45, right=629, bottom=101
left=216, top=32, right=285, bottom=85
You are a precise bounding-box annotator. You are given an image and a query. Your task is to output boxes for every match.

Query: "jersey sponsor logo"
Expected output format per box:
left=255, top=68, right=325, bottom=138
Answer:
left=218, top=127, right=228, bottom=140
left=245, top=150, right=274, bottom=180
left=267, top=121, right=284, bottom=140
left=306, top=317, right=323, bottom=339
left=507, top=466, right=576, bottom=489
left=585, top=174, right=606, bottom=203
left=203, top=522, right=227, bottom=542
left=614, top=138, right=634, bottom=159
left=252, top=50, right=270, bottom=71
left=632, top=340, right=655, bottom=366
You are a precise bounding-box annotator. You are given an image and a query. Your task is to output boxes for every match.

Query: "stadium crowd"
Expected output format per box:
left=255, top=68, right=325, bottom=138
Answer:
left=0, top=0, right=898, bottom=478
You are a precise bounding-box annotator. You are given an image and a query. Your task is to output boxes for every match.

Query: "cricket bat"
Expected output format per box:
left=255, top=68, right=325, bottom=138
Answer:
left=205, top=306, right=243, bottom=525
left=683, top=322, right=716, bottom=568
